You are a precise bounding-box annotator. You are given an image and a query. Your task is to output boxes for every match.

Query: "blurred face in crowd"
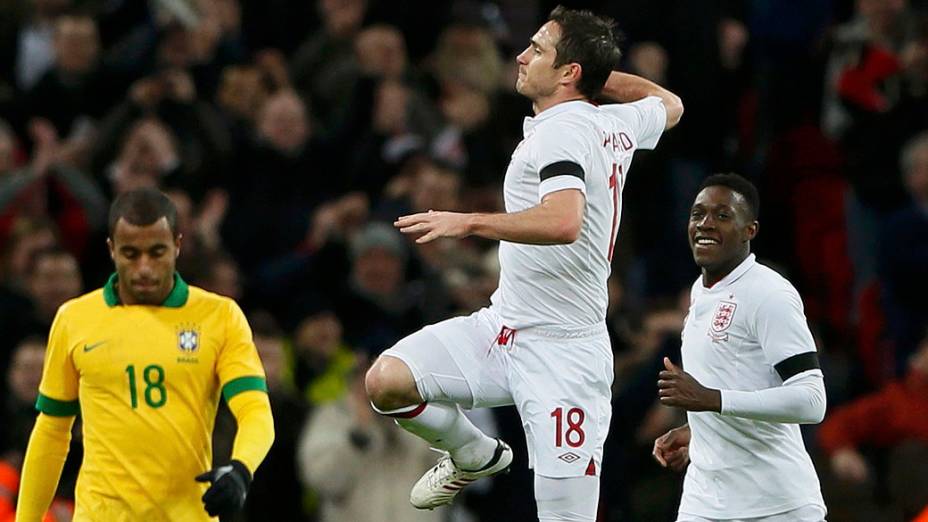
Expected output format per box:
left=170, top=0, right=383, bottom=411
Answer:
left=688, top=186, right=757, bottom=283
left=904, top=140, right=928, bottom=204
left=8, top=340, right=45, bottom=404
left=294, top=311, right=343, bottom=360
left=28, top=251, right=82, bottom=321
left=254, top=333, right=285, bottom=389
left=434, top=25, right=503, bottom=94
left=203, top=258, right=242, bottom=301
left=411, top=163, right=461, bottom=212
left=320, top=0, right=366, bottom=38
left=257, top=91, right=310, bottom=154
left=516, top=21, right=569, bottom=102
left=217, top=66, right=269, bottom=122
left=54, top=15, right=99, bottom=75
left=355, top=25, right=407, bottom=78
left=353, top=246, right=403, bottom=297
left=7, top=226, right=57, bottom=285
left=158, top=25, right=196, bottom=70
left=112, top=119, right=178, bottom=193
left=108, top=217, right=181, bottom=305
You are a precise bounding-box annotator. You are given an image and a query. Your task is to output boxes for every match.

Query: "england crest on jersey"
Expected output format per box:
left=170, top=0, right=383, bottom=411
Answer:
left=708, top=301, right=737, bottom=341
left=177, top=324, right=200, bottom=353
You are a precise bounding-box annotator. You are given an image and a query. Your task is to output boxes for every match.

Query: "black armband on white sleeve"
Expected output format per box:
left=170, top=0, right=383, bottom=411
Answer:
left=540, top=161, right=584, bottom=181
left=774, top=352, right=821, bottom=381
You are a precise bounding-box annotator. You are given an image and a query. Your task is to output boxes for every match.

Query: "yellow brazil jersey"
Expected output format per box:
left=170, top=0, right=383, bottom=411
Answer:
left=35, top=273, right=267, bottom=522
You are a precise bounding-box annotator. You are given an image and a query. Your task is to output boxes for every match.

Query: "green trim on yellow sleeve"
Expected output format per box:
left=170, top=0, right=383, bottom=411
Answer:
left=222, top=376, right=268, bottom=402
left=35, top=393, right=79, bottom=416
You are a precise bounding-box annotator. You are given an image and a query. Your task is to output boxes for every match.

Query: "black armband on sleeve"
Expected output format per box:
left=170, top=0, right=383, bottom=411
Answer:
left=540, top=161, right=584, bottom=181
left=774, top=352, right=821, bottom=381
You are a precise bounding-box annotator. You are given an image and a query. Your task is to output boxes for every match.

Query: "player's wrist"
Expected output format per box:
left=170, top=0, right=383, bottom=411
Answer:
left=230, top=459, right=252, bottom=486
left=707, top=389, right=722, bottom=413
left=465, top=213, right=485, bottom=238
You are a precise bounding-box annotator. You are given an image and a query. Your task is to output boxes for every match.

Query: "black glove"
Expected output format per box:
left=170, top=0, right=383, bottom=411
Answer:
left=195, top=459, right=252, bottom=516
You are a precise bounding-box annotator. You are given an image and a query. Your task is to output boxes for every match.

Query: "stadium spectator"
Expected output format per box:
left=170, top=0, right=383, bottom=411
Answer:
left=92, top=69, right=232, bottom=199
left=22, top=13, right=113, bottom=169
left=336, top=221, right=423, bottom=355
left=23, top=246, right=82, bottom=329
left=292, top=307, right=356, bottom=405
left=291, top=0, right=368, bottom=131
left=819, top=331, right=928, bottom=520
left=819, top=332, right=928, bottom=479
left=0, top=118, right=107, bottom=259
left=297, top=357, right=448, bottom=522
left=880, top=131, right=928, bottom=371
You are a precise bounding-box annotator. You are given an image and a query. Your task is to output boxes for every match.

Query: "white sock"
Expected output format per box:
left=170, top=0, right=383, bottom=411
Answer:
left=377, top=401, right=498, bottom=470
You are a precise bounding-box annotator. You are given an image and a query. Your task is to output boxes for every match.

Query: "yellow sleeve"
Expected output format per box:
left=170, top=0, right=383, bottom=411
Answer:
left=227, top=391, right=275, bottom=474
left=36, top=307, right=79, bottom=416
left=16, top=414, right=74, bottom=522
left=218, top=300, right=266, bottom=394
left=217, top=300, right=273, bottom=473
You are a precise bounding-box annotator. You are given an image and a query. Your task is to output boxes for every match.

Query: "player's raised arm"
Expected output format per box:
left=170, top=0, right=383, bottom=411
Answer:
left=600, top=71, right=684, bottom=130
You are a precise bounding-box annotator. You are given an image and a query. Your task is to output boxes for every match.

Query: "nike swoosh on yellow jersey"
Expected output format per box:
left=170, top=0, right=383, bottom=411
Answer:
left=83, top=341, right=107, bottom=352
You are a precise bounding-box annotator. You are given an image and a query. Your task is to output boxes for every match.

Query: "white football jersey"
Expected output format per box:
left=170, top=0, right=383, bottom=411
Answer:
left=680, top=254, right=826, bottom=518
left=490, top=97, right=666, bottom=329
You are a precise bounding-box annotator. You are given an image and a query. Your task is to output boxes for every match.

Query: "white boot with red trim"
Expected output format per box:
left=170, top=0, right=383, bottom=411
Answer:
left=410, top=439, right=513, bottom=510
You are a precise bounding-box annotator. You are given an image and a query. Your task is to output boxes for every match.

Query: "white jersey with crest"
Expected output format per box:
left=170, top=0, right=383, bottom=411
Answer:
left=490, top=97, right=666, bottom=330
left=680, top=254, right=826, bottom=518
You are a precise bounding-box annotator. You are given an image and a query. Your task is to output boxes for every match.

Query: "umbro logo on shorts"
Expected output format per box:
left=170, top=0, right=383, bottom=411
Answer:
left=557, top=452, right=581, bottom=464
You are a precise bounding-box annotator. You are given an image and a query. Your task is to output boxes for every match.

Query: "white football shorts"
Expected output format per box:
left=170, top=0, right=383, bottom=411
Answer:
left=381, top=307, right=614, bottom=478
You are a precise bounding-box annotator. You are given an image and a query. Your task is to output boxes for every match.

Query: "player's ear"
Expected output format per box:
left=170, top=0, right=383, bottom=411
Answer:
left=174, top=233, right=183, bottom=258
left=106, top=237, right=115, bottom=261
left=744, top=221, right=758, bottom=242
left=561, top=62, right=582, bottom=87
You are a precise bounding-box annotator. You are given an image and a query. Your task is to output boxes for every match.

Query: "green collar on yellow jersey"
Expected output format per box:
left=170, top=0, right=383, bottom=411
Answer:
left=103, top=273, right=190, bottom=308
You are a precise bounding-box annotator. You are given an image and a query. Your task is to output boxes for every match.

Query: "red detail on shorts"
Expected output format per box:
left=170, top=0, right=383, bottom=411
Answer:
left=585, top=458, right=596, bottom=476
left=496, top=326, right=516, bottom=346
left=387, top=402, right=427, bottom=419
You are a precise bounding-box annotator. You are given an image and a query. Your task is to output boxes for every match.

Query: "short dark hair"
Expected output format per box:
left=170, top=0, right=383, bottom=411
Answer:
left=699, top=173, right=760, bottom=220
left=108, top=188, right=179, bottom=237
left=548, top=6, right=622, bottom=100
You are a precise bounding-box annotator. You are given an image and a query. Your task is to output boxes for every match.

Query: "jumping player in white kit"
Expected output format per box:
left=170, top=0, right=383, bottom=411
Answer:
left=653, top=174, right=827, bottom=522
left=365, top=6, right=683, bottom=521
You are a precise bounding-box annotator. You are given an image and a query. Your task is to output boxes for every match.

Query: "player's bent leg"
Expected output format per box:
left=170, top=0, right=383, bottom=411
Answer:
left=365, top=354, right=422, bottom=411
left=369, top=319, right=515, bottom=509
left=535, top=474, right=600, bottom=522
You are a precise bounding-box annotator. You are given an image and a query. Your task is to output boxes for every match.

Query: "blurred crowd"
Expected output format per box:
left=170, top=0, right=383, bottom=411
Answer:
left=0, top=0, right=927, bottom=521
